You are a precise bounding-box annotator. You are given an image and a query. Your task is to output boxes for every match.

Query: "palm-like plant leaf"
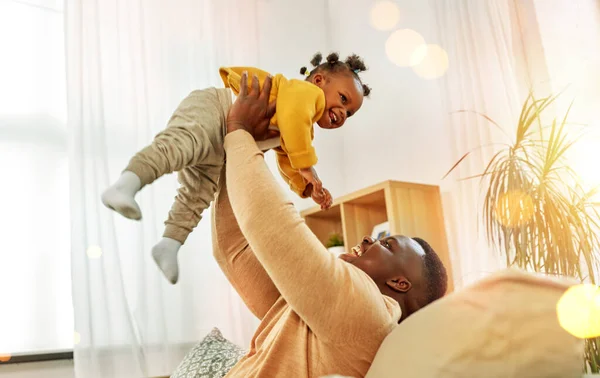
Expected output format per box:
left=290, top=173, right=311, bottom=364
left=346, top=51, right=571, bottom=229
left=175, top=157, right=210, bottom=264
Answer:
left=446, top=92, right=600, bottom=373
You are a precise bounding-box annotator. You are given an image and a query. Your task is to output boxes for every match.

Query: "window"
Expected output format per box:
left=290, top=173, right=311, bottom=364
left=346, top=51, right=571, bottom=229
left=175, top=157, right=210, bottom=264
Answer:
left=533, top=0, right=600, bottom=191
left=0, top=0, right=72, bottom=354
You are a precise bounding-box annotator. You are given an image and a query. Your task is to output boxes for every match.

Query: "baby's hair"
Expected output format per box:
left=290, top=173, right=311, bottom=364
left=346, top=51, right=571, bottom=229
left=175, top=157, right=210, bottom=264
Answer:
left=300, top=52, right=371, bottom=97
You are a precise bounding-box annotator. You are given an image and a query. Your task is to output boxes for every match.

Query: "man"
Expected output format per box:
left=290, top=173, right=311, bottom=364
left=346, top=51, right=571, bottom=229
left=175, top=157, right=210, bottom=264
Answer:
left=212, top=72, right=448, bottom=377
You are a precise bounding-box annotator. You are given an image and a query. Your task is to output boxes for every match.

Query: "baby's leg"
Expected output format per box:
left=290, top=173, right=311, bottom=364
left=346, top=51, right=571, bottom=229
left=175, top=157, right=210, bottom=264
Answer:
left=149, top=87, right=232, bottom=284
left=152, top=164, right=222, bottom=284
left=102, top=88, right=229, bottom=220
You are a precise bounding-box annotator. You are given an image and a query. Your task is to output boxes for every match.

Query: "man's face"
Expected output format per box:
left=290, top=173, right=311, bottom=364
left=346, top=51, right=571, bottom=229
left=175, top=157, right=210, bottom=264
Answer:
left=339, top=235, right=426, bottom=289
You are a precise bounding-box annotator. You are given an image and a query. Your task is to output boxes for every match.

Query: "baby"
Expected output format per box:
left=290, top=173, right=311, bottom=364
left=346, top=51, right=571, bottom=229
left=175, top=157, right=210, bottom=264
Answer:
left=101, top=52, right=371, bottom=284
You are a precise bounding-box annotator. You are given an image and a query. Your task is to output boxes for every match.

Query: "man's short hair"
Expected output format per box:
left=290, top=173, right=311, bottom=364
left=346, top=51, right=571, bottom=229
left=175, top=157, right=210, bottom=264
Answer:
left=412, top=237, right=448, bottom=304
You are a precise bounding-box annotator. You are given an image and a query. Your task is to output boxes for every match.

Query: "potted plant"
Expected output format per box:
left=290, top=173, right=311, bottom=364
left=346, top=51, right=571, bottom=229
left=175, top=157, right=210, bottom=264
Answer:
left=326, top=233, right=345, bottom=256
left=445, top=92, right=600, bottom=374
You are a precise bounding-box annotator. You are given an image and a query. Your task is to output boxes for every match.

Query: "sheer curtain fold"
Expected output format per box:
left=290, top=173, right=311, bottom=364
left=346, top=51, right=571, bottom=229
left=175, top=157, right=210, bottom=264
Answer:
left=65, top=1, right=262, bottom=377
left=66, top=0, right=333, bottom=375
left=431, top=0, right=598, bottom=289
left=431, top=0, right=550, bottom=288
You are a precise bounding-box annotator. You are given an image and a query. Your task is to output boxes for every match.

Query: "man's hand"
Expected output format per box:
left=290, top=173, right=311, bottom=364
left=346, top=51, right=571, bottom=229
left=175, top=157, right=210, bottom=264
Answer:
left=227, top=72, right=277, bottom=141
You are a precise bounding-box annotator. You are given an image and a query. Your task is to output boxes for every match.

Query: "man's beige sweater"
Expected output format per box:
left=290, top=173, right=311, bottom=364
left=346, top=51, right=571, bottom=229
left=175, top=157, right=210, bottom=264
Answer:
left=210, top=130, right=401, bottom=378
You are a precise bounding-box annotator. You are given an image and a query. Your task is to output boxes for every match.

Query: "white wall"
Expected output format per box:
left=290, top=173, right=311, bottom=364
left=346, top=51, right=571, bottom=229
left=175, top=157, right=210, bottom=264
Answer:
left=325, top=0, right=451, bottom=196
left=312, top=0, right=600, bottom=288
left=309, top=0, right=459, bottom=282
left=255, top=0, right=346, bottom=209
left=254, top=1, right=450, bottom=211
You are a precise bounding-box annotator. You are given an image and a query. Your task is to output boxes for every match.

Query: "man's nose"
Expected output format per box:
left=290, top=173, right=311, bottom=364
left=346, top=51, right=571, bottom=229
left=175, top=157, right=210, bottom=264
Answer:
left=362, top=236, right=375, bottom=245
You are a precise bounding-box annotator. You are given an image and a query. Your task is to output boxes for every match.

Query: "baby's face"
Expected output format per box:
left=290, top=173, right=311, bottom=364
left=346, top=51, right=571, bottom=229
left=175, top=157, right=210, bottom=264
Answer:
left=313, top=73, right=364, bottom=129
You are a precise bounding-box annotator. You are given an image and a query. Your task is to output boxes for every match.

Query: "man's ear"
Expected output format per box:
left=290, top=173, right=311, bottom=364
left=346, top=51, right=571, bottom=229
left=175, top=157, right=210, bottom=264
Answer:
left=386, top=276, right=411, bottom=293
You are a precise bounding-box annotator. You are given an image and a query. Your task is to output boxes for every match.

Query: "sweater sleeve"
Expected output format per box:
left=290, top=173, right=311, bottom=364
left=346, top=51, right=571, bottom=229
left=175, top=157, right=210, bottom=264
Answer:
left=223, top=130, right=401, bottom=343
left=219, top=66, right=273, bottom=96
left=276, top=79, right=325, bottom=170
left=274, top=148, right=309, bottom=198
left=211, top=169, right=282, bottom=320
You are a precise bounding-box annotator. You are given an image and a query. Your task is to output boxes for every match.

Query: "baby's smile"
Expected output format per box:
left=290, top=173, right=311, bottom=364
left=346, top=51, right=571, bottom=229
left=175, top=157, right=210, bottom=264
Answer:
left=329, top=109, right=339, bottom=126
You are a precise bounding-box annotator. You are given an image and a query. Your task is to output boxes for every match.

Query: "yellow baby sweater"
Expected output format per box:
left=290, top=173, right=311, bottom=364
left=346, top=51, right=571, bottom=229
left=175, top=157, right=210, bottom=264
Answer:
left=219, top=67, right=326, bottom=197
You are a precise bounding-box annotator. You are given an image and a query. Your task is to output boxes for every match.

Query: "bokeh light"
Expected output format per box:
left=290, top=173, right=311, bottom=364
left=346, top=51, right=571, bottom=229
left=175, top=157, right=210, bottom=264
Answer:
left=385, top=29, right=427, bottom=67
left=0, top=354, right=11, bottom=362
left=494, top=190, right=535, bottom=227
left=73, top=331, right=81, bottom=345
left=86, top=245, right=102, bottom=259
left=370, top=1, right=401, bottom=31
left=412, top=44, right=449, bottom=79
left=556, top=284, right=600, bottom=339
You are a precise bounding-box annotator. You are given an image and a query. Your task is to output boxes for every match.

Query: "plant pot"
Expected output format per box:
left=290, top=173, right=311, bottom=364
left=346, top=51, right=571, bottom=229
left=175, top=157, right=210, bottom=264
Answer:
left=327, top=246, right=345, bottom=257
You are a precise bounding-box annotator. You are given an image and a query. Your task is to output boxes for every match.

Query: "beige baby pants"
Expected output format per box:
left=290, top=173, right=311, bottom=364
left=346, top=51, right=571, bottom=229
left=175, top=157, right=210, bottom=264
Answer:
left=125, top=87, right=232, bottom=244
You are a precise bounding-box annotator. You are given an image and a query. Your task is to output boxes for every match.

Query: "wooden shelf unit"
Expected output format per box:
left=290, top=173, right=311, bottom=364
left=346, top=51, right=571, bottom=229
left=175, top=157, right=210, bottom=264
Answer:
left=300, top=180, right=453, bottom=292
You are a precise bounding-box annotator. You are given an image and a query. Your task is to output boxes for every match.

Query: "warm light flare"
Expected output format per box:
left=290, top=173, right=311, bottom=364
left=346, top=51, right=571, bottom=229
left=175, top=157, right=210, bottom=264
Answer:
left=385, top=29, right=427, bottom=67
left=494, top=190, right=535, bottom=227
left=370, top=1, right=401, bottom=31
left=557, top=284, right=600, bottom=339
left=412, top=44, right=449, bottom=79
left=86, top=245, right=102, bottom=259
left=74, top=331, right=81, bottom=345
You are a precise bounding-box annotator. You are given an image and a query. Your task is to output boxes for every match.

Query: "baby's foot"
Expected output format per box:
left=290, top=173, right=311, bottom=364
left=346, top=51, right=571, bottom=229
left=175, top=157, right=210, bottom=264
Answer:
left=101, top=171, right=142, bottom=220
left=152, top=238, right=182, bottom=284
left=101, top=187, right=142, bottom=220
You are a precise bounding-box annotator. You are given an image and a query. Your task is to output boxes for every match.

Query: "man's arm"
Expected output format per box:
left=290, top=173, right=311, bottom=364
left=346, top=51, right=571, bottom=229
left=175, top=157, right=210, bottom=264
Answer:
left=223, top=130, right=399, bottom=342
left=212, top=168, right=281, bottom=320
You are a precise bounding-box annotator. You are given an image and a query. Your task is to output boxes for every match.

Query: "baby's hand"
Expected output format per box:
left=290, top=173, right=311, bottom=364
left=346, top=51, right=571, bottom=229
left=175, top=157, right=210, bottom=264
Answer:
left=312, top=187, right=333, bottom=210
left=299, top=167, right=323, bottom=195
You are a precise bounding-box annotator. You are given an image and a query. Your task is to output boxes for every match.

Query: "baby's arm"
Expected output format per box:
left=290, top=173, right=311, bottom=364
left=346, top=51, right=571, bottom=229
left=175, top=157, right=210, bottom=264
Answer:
left=304, top=182, right=333, bottom=210
left=298, top=167, right=335, bottom=210
left=275, top=150, right=332, bottom=209
left=274, top=79, right=331, bottom=206
left=298, top=166, right=323, bottom=197
left=275, top=79, right=324, bottom=170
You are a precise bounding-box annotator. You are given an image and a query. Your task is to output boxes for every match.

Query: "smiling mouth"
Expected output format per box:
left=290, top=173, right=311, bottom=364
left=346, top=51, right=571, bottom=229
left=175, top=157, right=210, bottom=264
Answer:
left=340, top=243, right=370, bottom=263
left=329, top=110, right=338, bottom=126
left=351, top=244, right=364, bottom=257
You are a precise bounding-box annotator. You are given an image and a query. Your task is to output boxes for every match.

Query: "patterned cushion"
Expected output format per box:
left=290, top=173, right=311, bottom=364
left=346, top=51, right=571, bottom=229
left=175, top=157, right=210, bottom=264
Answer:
left=171, top=328, right=247, bottom=378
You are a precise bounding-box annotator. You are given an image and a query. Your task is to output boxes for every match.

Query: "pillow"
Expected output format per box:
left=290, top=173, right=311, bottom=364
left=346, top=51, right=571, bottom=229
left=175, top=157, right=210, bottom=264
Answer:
left=365, top=269, right=584, bottom=378
left=171, top=328, right=247, bottom=378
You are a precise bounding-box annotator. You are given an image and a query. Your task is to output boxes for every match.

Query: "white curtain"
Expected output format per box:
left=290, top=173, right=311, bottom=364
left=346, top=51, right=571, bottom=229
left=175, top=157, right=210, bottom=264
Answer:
left=431, top=0, right=600, bottom=288
left=65, top=0, right=332, bottom=376
left=430, top=0, right=553, bottom=288
left=532, top=0, right=600, bottom=191
left=65, top=1, right=263, bottom=377
left=0, top=0, right=72, bottom=354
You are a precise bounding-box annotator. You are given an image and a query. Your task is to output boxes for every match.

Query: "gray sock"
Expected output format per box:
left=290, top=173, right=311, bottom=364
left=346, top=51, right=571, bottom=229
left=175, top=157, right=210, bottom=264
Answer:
left=152, top=237, right=182, bottom=284
left=101, top=171, right=143, bottom=220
